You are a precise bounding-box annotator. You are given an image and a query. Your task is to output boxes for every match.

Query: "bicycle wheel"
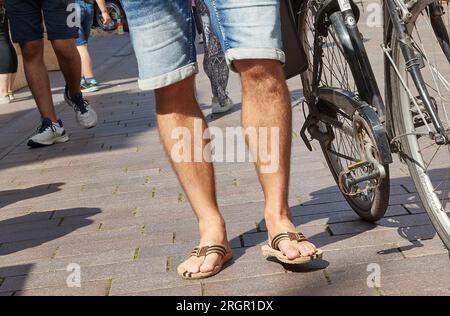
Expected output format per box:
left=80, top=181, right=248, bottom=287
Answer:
left=387, top=0, right=450, bottom=248
left=297, top=0, right=390, bottom=222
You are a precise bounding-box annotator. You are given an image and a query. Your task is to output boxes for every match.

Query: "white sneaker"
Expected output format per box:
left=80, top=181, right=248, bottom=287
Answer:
left=211, top=96, right=234, bottom=114
left=28, top=118, right=69, bottom=148
left=0, top=95, right=10, bottom=104
left=8, top=93, right=15, bottom=102
left=64, top=86, right=98, bottom=129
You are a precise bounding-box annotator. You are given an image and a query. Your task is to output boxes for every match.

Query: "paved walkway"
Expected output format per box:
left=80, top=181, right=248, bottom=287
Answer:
left=0, top=11, right=449, bottom=296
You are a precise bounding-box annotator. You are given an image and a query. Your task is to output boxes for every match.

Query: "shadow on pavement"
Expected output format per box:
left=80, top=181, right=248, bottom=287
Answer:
left=0, top=183, right=65, bottom=210
left=0, top=264, right=33, bottom=296
left=226, top=169, right=450, bottom=273
left=0, top=207, right=101, bottom=256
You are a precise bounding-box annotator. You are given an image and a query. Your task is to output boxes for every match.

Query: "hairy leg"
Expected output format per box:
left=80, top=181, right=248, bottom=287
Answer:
left=235, top=59, right=317, bottom=259
left=155, top=75, right=230, bottom=273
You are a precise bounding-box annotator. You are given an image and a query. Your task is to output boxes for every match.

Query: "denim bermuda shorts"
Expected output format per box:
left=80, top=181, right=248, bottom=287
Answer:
left=75, top=0, right=94, bottom=46
left=120, top=0, right=285, bottom=91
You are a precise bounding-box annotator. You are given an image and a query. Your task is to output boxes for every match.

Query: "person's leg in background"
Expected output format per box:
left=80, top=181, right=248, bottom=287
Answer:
left=0, top=73, right=10, bottom=104
left=5, top=3, right=60, bottom=130
left=19, top=37, right=69, bottom=147
left=75, top=0, right=96, bottom=91
left=52, top=38, right=83, bottom=96
left=6, top=27, right=18, bottom=101
left=7, top=73, right=16, bottom=101
left=20, top=39, right=59, bottom=122
left=194, top=0, right=233, bottom=115
left=19, top=38, right=68, bottom=146
left=42, top=0, right=98, bottom=129
left=5, top=0, right=97, bottom=147
left=6, top=0, right=59, bottom=121
left=76, top=0, right=111, bottom=93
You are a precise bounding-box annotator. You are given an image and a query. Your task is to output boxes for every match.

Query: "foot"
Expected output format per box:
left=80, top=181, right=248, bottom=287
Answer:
left=64, top=86, right=98, bottom=129
left=0, top=95, right=10, bottom=104
left=28, top=118, right=69, bottom=148
left=8, top=91, right=15, bottom=101
left=211, top=96, right=234, bottom=114
left=265, top=214, right=317, bottom=260
left=81, top=78, right=100, bottom=93
left=179, top=222, right=231, bottom=274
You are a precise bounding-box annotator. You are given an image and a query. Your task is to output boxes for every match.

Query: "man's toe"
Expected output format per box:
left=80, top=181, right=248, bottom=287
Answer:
left=279, top=241, right=301, bottom=260
left=199, top=254, right=220, bottom=273
left=185, top=259, right=201, bottom=273
left=297, top=243, right=316, bottom=257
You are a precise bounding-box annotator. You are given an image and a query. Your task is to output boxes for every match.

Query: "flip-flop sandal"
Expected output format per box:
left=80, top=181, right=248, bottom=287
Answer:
left=177, top=245, right=233, bottom=280
left=261, top=232, right=323, bottom=265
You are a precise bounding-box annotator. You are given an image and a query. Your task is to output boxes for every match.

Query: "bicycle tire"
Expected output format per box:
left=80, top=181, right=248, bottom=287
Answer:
left=297, top=0, right=390, bottom=222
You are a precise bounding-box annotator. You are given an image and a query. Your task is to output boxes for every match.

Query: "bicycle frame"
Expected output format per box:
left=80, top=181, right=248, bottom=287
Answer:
left=383, top=0, right=450, bottom=144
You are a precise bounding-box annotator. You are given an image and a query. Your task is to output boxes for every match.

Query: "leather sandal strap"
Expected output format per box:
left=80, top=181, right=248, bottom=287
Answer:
left=271, top=232, right=309, bottom=250
left=190, top=247, right=200, bottom=257
left=190, top=245, right=228, bottom=258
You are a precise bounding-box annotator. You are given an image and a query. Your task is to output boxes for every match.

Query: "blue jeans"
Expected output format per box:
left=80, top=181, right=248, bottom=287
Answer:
left=75, top=0, right=94, bottom=46
left=120, top=0, right=284, bottom=91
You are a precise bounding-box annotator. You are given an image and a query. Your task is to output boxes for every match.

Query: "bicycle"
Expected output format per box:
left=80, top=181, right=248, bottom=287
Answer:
left=281, top=0, right=450, bottom=249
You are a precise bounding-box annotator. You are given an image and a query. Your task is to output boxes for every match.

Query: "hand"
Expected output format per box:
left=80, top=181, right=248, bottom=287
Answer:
left=102, top=11, right=112, bottom=25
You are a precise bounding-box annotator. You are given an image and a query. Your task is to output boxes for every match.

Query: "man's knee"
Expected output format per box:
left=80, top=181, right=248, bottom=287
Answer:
left=155, top=76, right=196, bottom=115
left=51, top=39, right=78, bottom=59
left=21, top=40, right=44, bottom=62
left=234, top=59, right=285, bottom=93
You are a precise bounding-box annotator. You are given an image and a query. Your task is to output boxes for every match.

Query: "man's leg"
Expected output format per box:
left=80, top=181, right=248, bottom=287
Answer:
left=234, top=59, right=317, bottom=259
left=21, top=40, right=57, bottom=122
left=52, top=39, right=82, bottom=96
left=121, top=0, right=228, bottom=274
left=77, top=44, right=94, bottom=79
left=155, top=75, right=230, bottom=273
left=76, top=2, right=95, bottom=80
left=0, top=74, right=8, bottom=97
left=8, top=73, right=16, bottom=94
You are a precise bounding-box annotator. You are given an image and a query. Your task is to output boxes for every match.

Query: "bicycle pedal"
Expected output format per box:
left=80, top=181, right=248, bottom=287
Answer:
left=347, top=160, right=369, bottom=170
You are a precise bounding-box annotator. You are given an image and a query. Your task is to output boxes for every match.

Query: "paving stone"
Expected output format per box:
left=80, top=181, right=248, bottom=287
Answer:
left=55, top=233, right=172, bottom=258
left=328, top=214, right=433, bottom=236
left=380, top=272, right=450, bottom=296
left=13, top=280, right=111, bottom=296
left=0, top=264, right=35, bottom=280
left=256, top=279, right=377, bottom=296
left=309, top=228, right=427, bottom=251
left=121, top=285, right=201, bottom=296
left=110, top=272, right=201, bottom=295
left=398, top=237, right=449, bottom=258
left=0, top=245, right=57, bottom=266
left=204, top=271, right=327, bottom=296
